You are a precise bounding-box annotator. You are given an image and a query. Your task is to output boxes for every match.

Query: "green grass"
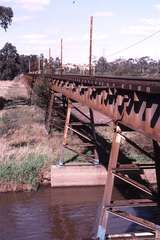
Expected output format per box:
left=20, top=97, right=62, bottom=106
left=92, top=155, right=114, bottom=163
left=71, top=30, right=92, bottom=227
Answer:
left=0, top=153, right=46, bottom=186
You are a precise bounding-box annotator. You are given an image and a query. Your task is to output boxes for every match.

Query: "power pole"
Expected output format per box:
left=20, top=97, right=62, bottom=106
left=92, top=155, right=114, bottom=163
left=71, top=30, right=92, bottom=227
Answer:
left=49, top=48, right=51, bottom=61
left=28, top=57, right=31, bottom=73
left=38, top=55, right=41, bottom=73
left=89, top=16, right=93, bottom=76
left=61, top=38, right=63, bottom=75
left=49, top=48, right=52, bottom=73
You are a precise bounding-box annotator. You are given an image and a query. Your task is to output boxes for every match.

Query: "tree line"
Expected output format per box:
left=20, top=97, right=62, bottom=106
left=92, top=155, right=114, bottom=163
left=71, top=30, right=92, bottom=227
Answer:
left=0, top=42, right=37, bottom=80
left=0, top=42, right=62, bottom=80
left=95, top=56, right=160, bottom=77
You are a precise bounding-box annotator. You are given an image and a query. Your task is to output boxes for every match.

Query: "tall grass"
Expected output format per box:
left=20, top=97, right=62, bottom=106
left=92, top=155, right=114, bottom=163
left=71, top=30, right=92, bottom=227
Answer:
left=0, top=153, right=46, bottom=186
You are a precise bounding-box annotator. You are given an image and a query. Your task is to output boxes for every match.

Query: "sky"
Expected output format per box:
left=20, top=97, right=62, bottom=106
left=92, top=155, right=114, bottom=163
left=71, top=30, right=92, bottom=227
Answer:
left=1, top=0, right=160, bottom=64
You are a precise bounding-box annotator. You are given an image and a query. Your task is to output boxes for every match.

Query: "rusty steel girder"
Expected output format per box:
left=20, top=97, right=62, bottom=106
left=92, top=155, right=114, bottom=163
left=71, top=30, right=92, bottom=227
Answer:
left=51, top=78, right=160, bottom=141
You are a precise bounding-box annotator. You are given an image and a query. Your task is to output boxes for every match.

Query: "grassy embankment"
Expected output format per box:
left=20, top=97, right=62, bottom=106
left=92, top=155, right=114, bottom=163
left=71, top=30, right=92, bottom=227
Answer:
left=0, top=75, right=63, bottom=190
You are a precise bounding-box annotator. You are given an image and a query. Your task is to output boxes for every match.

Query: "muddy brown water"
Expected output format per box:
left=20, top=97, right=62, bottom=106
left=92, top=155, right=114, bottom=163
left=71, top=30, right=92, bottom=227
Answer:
left=0, top=186, right=160, bottom=240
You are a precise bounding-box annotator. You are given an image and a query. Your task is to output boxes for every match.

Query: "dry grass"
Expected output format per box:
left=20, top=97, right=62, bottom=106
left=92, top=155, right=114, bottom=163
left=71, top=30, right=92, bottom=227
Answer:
left=0, top=105, right=62, bottom=166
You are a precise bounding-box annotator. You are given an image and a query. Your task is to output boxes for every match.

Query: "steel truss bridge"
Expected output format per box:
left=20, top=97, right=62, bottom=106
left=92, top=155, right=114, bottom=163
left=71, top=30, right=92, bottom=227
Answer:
left=30, top=73, right=160, bottom=240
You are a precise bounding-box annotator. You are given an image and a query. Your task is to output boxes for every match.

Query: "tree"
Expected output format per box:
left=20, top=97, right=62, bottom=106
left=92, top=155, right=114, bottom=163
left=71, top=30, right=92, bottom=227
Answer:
left=0, top=6, right=13, bottom=30
left=19, top=55, right=29, bottom=73
left=139, top=56, right=150, bottom=74
left=95, top=57, right=109, bottom=74
left=0, top=43, right=20, bottom=80
left=53, top=57, right=61, bottom=69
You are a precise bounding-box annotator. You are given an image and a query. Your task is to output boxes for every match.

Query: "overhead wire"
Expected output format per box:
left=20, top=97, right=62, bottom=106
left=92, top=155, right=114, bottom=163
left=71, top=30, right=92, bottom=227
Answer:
left=106, top=28, right=160, bottom=58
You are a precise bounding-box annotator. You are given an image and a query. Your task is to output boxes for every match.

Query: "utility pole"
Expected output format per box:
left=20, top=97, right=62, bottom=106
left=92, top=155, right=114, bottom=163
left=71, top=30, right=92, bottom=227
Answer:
left=38, top=55, right=41, bottom=73
left=49, top=48, right=51, bottom=61
left=61, top=38, right=63, bottom=75
left=28, top=57, right=31, bottom=73
left=89, top=16, right=93, bottom=76
left=49, top=48, right=52, bottom=73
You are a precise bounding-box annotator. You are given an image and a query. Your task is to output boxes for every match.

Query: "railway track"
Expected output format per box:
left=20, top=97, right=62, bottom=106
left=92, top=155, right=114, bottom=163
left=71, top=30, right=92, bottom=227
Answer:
left=33, top=74, right=160, bottom=94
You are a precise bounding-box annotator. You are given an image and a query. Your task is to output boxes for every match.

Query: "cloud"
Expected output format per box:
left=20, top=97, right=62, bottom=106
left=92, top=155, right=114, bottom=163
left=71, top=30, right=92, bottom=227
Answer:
left=122, top=25, right=160, bottom=35
left=140, top=17, right=160, bottom=25
left=121, top=17, right=160, bottom=36
left=0, top=0, right=51, bottom=11
left=14, top=15, right=33, bottom=23
left=18, top=0, right=50, bottom=11
left=23, top=33, right=47, bottom=39
left=94, top=11, right=114, bottom=17
left=19, top=33, right=57, bottom=49
left=154, top=4, right=160, bottom=11
left=20, top=33, right=47, bottom=44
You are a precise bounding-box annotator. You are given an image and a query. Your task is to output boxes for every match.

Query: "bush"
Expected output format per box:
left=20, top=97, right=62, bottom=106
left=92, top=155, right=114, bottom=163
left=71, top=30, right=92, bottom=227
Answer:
left=31, top=77, right=50, bottom=108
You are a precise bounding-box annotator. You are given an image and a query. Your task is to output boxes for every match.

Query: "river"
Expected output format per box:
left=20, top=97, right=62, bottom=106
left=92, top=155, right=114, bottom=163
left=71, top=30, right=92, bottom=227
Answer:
left=0, top=186, right=160, bottom=240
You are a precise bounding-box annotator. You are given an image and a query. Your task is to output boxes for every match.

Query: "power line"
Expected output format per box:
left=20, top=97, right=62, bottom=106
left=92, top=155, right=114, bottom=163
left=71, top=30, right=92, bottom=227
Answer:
left=107, top=29, right=160, bottom=58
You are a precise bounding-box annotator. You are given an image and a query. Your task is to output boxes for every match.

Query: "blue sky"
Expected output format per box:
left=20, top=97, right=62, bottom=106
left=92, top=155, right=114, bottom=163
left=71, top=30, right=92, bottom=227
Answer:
left=1, top=0, right=160, bottom=63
